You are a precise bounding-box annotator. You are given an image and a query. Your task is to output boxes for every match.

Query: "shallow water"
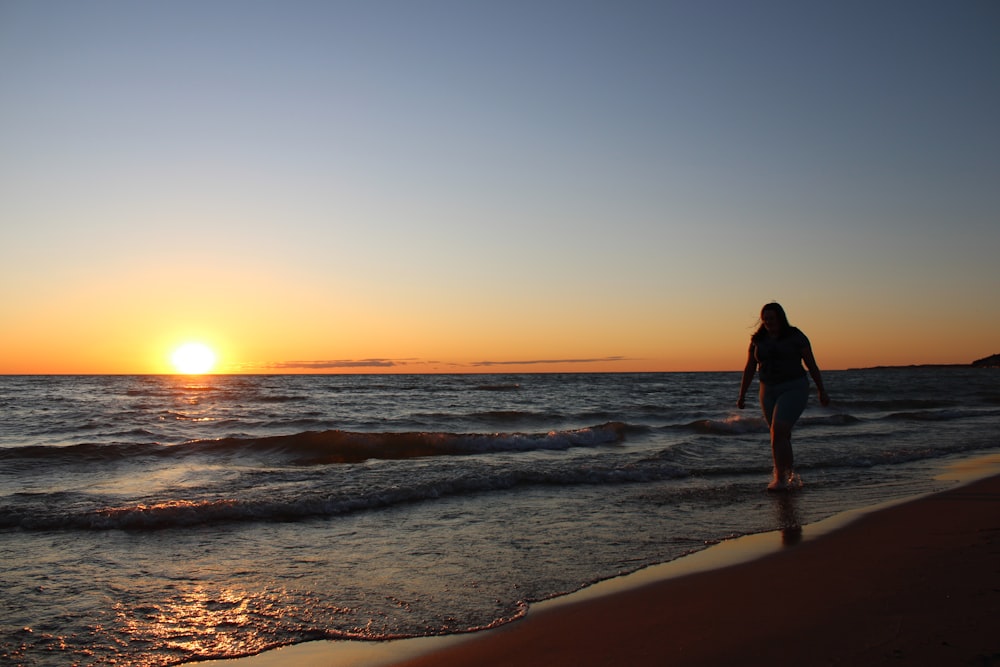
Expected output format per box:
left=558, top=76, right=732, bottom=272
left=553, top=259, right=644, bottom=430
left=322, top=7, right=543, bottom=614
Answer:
left=1, top=369, right=998, bottom=665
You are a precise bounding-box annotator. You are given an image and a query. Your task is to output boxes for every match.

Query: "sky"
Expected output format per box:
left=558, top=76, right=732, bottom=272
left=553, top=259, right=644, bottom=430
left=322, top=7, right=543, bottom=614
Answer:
left=1, top=0, right=998, bottom=374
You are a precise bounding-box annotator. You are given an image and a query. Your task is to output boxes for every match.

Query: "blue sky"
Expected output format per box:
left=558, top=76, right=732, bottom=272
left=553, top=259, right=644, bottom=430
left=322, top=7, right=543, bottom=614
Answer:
left=1, top=1, right=998, bottom=372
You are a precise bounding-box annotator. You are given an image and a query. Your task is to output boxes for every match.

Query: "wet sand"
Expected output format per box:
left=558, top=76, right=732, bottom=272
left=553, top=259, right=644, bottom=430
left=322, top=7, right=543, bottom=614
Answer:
left=203, top=465, right=1000, bottom=667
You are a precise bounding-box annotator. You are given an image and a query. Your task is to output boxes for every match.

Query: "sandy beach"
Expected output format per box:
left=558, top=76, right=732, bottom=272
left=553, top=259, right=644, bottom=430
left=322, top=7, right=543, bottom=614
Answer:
left=205, top=460, right=1000, bottom=667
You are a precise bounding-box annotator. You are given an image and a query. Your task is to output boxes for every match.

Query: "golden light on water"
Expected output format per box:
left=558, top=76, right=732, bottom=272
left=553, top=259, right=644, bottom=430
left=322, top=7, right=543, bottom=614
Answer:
left=112, top=586, right=266, bottom=659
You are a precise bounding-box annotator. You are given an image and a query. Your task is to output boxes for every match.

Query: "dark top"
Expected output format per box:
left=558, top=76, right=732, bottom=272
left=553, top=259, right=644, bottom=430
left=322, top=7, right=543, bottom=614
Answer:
left=752, top=327, right=810, bottom=385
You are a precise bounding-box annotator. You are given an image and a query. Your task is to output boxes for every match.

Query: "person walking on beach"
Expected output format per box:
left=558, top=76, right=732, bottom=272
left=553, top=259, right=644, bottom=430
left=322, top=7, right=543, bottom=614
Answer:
left=738, top=302, right=830, bottom=491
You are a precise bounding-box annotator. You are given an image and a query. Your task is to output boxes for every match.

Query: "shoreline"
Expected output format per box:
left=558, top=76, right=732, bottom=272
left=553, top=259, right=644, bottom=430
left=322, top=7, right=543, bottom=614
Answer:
left=191, top=453, right=1000, bottom=667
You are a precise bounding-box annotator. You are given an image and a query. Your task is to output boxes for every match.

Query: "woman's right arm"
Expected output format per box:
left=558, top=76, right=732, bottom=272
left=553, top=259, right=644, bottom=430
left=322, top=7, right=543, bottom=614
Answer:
left=737, top=343, right=756, bottom=409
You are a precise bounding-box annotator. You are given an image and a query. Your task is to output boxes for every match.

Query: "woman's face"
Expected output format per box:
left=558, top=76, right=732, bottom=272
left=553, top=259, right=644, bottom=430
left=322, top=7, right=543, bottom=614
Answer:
left=761, top=309, right=781, bottom=335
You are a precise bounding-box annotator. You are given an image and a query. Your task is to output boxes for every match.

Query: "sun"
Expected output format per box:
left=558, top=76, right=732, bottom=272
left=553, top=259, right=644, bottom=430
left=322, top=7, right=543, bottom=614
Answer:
left=170, top=342, right=218, bottom=374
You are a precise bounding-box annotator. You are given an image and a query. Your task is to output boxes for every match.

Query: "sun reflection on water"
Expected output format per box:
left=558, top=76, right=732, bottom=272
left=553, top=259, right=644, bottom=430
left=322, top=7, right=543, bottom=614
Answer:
left=113, top=586, right=278, bottom=661
left=110, top=583, right=355, bottom=663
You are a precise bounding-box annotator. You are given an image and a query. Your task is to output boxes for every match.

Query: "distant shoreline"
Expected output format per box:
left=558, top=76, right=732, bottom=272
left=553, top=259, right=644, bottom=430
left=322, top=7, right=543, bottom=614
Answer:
left=853, top=362, right=998, bottom=371
left=851, top=363, right=979, bottom=370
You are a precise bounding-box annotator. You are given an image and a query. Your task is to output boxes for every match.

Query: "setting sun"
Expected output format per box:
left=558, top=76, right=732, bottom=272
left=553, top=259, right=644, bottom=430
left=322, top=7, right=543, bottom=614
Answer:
left=171, top=342, right=218, bottom=374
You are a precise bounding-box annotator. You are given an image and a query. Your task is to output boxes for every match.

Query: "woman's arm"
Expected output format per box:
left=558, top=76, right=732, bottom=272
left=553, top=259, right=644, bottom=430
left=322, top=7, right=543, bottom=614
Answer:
left=737, top=343, right=756, bottom=409
left=801, top=346, right=830, bottom=406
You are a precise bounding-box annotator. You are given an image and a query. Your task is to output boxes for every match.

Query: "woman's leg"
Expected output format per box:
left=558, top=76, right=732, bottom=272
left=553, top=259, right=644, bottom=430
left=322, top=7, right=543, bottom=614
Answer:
left=764, top=377, right=808, bottom=489
left=770, top=419, right=794, bottom=487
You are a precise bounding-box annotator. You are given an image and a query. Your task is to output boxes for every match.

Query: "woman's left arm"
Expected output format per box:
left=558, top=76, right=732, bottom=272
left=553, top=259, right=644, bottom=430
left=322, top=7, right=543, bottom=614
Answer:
left=802, top=346, right=830, bottom=406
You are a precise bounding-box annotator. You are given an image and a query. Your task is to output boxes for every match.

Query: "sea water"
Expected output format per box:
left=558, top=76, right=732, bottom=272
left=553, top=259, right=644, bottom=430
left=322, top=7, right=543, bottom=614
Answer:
left=1, top=369, right=998, bottom=665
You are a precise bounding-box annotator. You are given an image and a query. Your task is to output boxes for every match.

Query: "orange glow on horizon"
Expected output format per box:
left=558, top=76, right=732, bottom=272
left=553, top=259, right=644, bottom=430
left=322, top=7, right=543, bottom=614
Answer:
left=0, top=305, right=994, bottom=374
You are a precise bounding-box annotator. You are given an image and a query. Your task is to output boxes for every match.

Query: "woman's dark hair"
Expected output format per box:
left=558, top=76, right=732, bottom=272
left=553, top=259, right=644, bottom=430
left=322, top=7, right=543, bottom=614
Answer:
left=752, top=302, right=792, bottom=340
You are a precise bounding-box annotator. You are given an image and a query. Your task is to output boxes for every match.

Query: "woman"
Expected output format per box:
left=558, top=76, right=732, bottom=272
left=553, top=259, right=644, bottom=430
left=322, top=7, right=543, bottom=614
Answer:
left=738, top=303, right=829, bottom=491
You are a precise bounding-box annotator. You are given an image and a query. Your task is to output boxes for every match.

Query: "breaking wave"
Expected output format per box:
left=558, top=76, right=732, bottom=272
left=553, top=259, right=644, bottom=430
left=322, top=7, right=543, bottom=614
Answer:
left=0, top=422, right=629, bottom=466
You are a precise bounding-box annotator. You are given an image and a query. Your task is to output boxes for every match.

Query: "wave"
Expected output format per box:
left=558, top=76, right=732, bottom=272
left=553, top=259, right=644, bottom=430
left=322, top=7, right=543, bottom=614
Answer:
left=8, top=439, right=993, bottom=532
left=0, top=441, right=160, bottom=463
left=883, top=408, right=994, bottom=422
left=4, top=438, right=996, bottom=533
left=679, top=407, right=990, bottom=435
left=0, top=422, right=629, bottom=466
left=190, top=422, right=630, bottom=464
left=6, top=404, right=990, bottom=468
left=684, top=416, right=767, bottom=435
left=676, top=412, right=861, bottom=436
left=1, top=454, right=686, bottom=532
left=834, top=398, right=956, bottom=411
left=249, top=394, right=310, bottom=403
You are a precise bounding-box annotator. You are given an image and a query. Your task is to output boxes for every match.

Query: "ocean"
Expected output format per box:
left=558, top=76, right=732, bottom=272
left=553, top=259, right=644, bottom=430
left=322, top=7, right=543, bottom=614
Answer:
left=1, top=369, right=998, bottom=666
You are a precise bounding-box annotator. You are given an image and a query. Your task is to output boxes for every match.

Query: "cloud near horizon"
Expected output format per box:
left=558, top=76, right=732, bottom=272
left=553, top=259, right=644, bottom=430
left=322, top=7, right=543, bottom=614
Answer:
left=469, top=356, right=629, bottom=367
left=254, top=356, right=632, bottom=371
left=263, top=359, right=407, bottom=369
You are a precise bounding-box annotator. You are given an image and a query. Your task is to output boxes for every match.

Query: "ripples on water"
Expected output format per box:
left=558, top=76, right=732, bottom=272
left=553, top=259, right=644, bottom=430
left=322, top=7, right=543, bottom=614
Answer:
left=1, top=369, right=998, bottom=665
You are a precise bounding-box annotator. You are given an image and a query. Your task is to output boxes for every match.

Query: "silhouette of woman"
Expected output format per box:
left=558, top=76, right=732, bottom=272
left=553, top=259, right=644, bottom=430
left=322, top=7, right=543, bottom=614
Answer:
left=738, top=303, right=829, bottom=490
